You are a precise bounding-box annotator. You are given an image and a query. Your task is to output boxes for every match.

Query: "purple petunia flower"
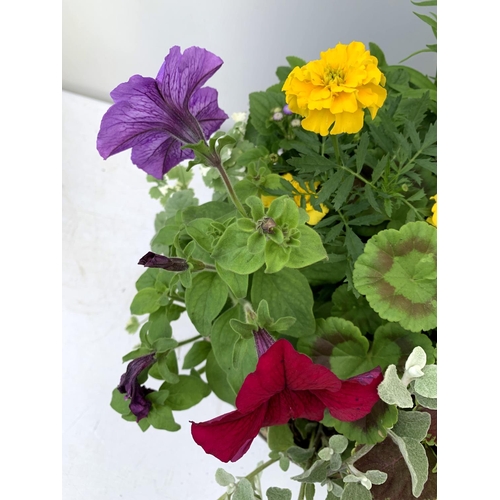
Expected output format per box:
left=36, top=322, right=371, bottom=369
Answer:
left=97, top=46, right=228, bottom=179
left=117, top=353, right=156, bottom=421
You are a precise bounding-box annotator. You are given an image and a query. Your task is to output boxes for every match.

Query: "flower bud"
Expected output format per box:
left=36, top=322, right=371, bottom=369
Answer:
left=138, top=251, right=189, bottom=271
left=273, top=112, right=284, bottom=121
left=283, top=104, right=292, bottom=115
left=291, top=118, right=301, bottom=127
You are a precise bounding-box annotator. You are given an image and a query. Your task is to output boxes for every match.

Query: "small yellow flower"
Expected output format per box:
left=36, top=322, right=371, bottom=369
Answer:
left=282, top=41, right=387, bottom=135
left=261, top=173, right=329, bottom=225
left=427, top=195, right=437, bottom=227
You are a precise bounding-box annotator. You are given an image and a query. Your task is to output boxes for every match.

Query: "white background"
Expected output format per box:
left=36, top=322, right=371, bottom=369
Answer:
left=63, top=0, right=437, bottom=116
left=61, top=1, right=438, bottom=499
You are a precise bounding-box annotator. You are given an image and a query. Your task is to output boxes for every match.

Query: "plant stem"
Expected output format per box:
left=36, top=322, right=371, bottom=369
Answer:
left=215, top=458, right=279, bottom=500
left=246, top=457, right=279, bottom=481
left=399, top=197, right=425, bottom=220
left=331, top=135, right=341, bottom=165
left=176, top=335, right=203, bottom=347
left=297, top=483, right=306, bottom=500
left=208, top=153, right=248, bottom=217
left=347, top=444, right=375, bottom=464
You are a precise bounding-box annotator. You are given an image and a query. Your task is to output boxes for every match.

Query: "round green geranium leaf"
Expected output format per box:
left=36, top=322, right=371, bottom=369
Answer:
left=353, top=221, right=437, bottom=332
left=330, top=284, right=386, bottom=334
left=322, top=401, right=398, bottom=445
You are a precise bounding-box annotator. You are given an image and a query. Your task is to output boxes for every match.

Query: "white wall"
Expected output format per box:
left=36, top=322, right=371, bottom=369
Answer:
left=63, top=0, right=436, bottom=115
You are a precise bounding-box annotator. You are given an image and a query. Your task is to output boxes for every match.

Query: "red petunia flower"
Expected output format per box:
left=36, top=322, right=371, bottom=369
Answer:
left=191, top=339, right=382, bottom=462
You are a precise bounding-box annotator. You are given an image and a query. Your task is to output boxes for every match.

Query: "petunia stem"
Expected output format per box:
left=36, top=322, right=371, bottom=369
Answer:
left=176, top=335, right=203, bottom=347
left=215, top=457, right=279, bottom=500
left=207, top=153, right=248, bottom=217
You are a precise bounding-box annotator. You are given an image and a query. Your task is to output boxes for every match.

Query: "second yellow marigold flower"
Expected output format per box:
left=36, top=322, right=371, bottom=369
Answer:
left=261, top=173, right=329, bottom=226
left=282, top=41, right=387, bottom=135
left=427, top=195, right=437, bottom=227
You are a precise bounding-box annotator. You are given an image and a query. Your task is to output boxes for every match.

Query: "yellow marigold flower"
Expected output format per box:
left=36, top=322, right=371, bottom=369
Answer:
left=427, top=195, right=437, bottom=227
left=261, top=173, right=329, bottom=226
left=282, top=41, right=387, bottom=135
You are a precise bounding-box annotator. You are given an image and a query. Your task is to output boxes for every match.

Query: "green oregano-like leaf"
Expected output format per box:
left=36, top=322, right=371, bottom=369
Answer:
left=341, top=482, right=373, bottom=500
left=267, top=487, right=292, bottom=500
left=388, top=431, right=429, bottom=498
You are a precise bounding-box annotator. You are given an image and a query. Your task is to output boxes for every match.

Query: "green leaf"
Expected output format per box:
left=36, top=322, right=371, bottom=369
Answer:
left=136, top=268, right=161, bottom=291
left=266, top=487, right=292, bottom=500
left=211, top=306, right=258, bottom=393
left=164, top=189, right=198, bottom=218
left=333, top=175, right=355, bottom=210
left=185, top=272, right=229, bottom=335
left=215, top=263, right=249, bottom=299
left=291, top=460, right=329, bottom=483
left=161, top=374, right=210, bottom=410
left=355, top=433, right=437, bottom=500
left=110, top=388, right=130, bottom=415
left=182, top=200, right=235, bottom=224
left=150, top=221, right=178, bottom=254
left=413, top=12, right=437, bottom=31
left=413, top=364, right=437, bottom=398
left=147, top=307, right=173, bottom=342
left=287, top=225, right=328, bottom=269
left=322, top=401, right=398, bottom=445
left=215, top=468, right=235, bottom=487
left=388, top=431, right=429, bottom=498
left=355, top=133, right=370, bottom=173
left=125, top=316, right=140, bottom=334
left=205, top=350, right=236, bottom=405
left=152, top=337, right=178, bottom=353
left=371, top=322, right=435, bottom=370
left=212, top=223, right=265, bottom=274
left=330, top=284, right=386, bottom=335
left=249, top=91, right=286, bottom=135
left=345, top=226, right=365, bottom=263
left=130, top=288, right=162, bottom=315
left=377, top=365, right=413, bottom=408
left=329, top=435, right=348, bottom=454
left=233, top=478, right=256, bottom=500
left=298, top=317, right=369, bottom=378
left=287, top=153, right=337, bottom=174
left=287, top=446, right=315, bottom=464
left=305, top=484, right=315, bottom=500
left=268, top=424, right=295, bottom=452
left=230, top=337, right=259, bottom=392
left=251, top=268, right=315, bottom=338
left=286, top=55, right=306, bottom=68
left=146, top=390, right=170, bottom=406
left=264, top=240, right=290, bottom=274
left=147, top=405, right=180, bottom=431
left=393, top=410, right=431, bottom=441
left=122, top=347, right=153, bottom=362
left=353, top=222, right=437, bottom=332
left=412, top=0, right=436, bottom=6
left=368, top=42, right=387, bottom=67
left=182, top=340, right=212, bottom=369
left=341, top=483, right=372, bottom=500
left=415, top=393, right=437, bottom=410
left=185, top=218, right=215, bottom=252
